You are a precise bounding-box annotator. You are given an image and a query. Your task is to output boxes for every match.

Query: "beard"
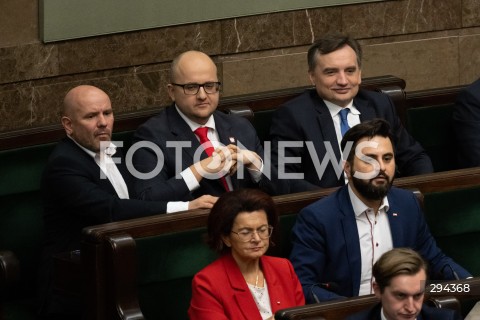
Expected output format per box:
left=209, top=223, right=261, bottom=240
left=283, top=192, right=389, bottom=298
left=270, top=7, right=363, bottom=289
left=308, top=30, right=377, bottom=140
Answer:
left=350, top=169, right=394, bottom=201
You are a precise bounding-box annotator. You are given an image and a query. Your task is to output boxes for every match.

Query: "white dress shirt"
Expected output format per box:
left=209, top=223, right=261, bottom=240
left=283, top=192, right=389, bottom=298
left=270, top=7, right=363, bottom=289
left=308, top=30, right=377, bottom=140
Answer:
left=348, top=185, right=393, bottom=296
left=168, top=105, right=263, bottom=213
left=69, top=137, right=130, bottom=199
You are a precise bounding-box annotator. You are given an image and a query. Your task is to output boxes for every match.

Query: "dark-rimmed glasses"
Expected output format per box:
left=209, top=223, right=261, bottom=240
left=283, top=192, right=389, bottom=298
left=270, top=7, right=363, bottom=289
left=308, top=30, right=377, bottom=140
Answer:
left=171, top=82, right=221, bottom=95
left=231, top=225, right=274, bottom=242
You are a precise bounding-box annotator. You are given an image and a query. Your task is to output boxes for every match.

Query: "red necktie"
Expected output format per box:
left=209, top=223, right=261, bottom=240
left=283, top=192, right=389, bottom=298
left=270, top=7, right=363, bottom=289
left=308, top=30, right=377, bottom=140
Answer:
left=194, top=127, right=230, bottom=191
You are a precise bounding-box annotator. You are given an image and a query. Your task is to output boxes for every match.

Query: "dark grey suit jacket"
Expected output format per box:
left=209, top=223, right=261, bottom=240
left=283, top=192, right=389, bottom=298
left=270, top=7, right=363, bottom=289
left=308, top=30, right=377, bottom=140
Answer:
left=39, top=137, right=167, bottom=317
left=270, top=89, right=433, bottom=192
left=454, top=77, right=480, bottom=168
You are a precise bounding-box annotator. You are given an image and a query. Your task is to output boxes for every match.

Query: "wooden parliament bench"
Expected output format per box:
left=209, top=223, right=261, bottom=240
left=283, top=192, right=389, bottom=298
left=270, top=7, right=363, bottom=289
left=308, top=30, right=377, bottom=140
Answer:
left=0, top=75, right=405, bottom=319
left=75, top=166, right=480, bottom=320
left=0, top=76, right=472, bottom=319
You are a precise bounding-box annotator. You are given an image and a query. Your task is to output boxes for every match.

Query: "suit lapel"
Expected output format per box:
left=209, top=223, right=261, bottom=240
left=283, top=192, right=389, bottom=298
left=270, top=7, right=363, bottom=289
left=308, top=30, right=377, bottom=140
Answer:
left=260, top=257, right=286, bottom=313
left=355, top=95, right=377, bottom=121
left=66, top=138, right=118, bottom=194
left=386, top=194, right=405, bottom=247
left=313, top=96, right=342, bottom=157
left=222, top=255, right=261, bottom=320
left=339, top=187, right=362, bottom=296
left=166, top=106, right=205, bottom=163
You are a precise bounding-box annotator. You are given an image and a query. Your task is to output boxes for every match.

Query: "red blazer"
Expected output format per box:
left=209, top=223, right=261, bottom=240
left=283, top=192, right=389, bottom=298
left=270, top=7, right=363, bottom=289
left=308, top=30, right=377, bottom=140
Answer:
left=188, top=253, right=305, bottom=320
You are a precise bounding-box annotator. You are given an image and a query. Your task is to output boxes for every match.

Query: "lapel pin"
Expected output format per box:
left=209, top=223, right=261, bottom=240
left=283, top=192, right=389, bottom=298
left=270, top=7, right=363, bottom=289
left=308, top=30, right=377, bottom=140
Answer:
left=392, top=213, right=398, bottom=217
left=229, top=137, right=236, bottom=143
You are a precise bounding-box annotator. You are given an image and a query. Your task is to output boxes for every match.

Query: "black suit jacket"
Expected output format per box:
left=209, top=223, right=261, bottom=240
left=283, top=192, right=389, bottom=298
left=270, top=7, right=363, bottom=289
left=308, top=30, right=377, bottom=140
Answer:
left=270, top=88, right=433, bottom=192
left=132, top=105, right=279, bottom=201
left=453, top=78, right=480, bottom=168
left=39, top=137, right=167, bottom=316
left=346, top=302, right=462, bottom=320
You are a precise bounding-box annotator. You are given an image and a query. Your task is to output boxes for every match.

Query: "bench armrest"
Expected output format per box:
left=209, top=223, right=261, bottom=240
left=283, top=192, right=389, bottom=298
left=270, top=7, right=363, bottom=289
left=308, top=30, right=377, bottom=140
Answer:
left=426, top=296, right=461, bottom=312
left=223, top=105, right=254, bottom=122
left=106, top=234, right=145, bottom=320
left=0, top=250, right=20, bottom=288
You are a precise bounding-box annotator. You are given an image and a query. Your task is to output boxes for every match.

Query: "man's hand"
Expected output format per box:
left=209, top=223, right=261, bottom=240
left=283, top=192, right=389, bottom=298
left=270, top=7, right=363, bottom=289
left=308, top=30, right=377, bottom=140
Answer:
left=190, top=146, right=234, bottom=182
left=188, top=195, right=218, bottom=210
left=227, top=145, right=262, bottom=173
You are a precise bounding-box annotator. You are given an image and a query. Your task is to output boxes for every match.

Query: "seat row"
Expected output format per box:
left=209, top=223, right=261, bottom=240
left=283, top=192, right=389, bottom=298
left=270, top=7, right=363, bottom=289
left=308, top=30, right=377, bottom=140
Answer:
left=59, top=167, right=480, bottom=319
left=0, top=75, right=474, bottom=319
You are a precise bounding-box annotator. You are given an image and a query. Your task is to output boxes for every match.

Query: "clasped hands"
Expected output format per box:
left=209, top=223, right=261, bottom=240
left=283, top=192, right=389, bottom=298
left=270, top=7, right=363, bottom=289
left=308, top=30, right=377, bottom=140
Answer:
left=192, top=144, right=262, bottom=180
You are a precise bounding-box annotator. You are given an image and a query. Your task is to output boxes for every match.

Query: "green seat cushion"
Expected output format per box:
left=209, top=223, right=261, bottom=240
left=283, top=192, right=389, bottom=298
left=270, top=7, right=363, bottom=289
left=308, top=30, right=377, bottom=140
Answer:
left=406, top=104, right=456, bottom=172
left=252, top=109, right=274, bottom=144
left=424, top=186, right=480, bottom=275
left=268, top=213, right=298, bottom=259
left=112, top=130, right=135, bottom=150
left=0, top=143, right=55, bottom=196
left=0, top=191, right=44, bottom=299
left=136, top=228, right=216, bottom=320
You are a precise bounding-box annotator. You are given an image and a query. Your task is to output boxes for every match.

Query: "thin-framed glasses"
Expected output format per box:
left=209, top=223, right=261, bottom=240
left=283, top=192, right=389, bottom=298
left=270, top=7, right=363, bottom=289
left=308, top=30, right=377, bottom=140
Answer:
left=231, top=225, right=274, bottom=242
left=171, top=82, right=221, bottom=95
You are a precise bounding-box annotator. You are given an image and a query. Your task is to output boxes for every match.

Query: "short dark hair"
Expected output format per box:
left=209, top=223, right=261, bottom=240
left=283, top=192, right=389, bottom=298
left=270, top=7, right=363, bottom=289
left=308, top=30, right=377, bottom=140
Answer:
left=373, top=248, right=428, bottom=293
left=207, top=189, right=278, bottom=254
left=341, top=118, right=394, bottom=163
left=307, top=33, right=362, bottom=72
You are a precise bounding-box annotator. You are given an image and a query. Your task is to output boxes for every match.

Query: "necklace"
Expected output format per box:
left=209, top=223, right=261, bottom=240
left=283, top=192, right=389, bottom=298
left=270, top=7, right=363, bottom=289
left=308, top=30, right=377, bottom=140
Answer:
left=255, top=270, right=259, bottom=287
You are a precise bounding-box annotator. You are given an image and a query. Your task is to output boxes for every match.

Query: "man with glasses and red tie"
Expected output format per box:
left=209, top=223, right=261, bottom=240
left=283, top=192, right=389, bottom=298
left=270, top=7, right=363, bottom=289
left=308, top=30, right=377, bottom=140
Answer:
left=132, top=50, right=278, bottom=212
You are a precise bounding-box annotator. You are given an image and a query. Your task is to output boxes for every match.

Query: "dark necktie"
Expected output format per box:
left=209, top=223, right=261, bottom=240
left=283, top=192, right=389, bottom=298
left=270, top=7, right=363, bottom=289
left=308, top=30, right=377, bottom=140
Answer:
left=339, top=108, right=350, bottom=136
left=194, top=127, right=230, bottom=191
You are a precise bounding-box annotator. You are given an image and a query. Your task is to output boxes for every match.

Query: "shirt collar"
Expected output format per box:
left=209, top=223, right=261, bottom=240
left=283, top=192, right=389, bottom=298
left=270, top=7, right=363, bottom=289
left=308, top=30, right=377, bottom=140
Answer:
left=175, top=104, right=216, bottom=131
left=347, top=184, right=390, bottom=217
left=324, top=99, right=360, bottom=117
left=67, top=135, right=117, bottom=159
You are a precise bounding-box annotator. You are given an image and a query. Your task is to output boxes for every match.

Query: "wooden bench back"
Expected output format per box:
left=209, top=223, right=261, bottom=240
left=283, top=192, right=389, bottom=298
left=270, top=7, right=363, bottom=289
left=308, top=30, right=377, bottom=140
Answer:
left=275, top=277, right=480, bottom=320
left=78, top=167, right=480, bottom=319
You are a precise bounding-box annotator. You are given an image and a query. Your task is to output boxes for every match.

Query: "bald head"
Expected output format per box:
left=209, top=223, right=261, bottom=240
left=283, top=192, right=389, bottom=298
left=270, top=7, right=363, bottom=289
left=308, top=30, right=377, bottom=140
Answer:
left=61, top=85, right=114, bottom=152
left=63, top=85, right=110, bottom=117
left=167, top=50, right=220, bottom=125
left=169, top=50, right=217, bottom=83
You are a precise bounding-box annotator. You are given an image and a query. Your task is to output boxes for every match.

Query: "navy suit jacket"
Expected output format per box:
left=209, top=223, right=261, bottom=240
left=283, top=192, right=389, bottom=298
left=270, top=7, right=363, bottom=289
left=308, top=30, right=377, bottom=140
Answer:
left=290, top=185, right=471, bottom=303
left=346, top=302, right=462, bottom=320
left=453, top=77, right=480, bottom=168
left=270, top=89, right=433, bottom=192
left=132, top=105, right=279, bottom=201
left=39, top=137, right=167, bottom=316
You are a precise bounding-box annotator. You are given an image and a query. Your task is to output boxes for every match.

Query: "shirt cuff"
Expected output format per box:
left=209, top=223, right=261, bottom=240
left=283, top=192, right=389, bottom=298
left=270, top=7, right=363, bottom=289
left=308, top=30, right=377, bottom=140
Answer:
left=247, top=158, right=264, bottom=183
left=180, top=167, right=200, bottom=191
left=166, top=201, right=189, bottom=213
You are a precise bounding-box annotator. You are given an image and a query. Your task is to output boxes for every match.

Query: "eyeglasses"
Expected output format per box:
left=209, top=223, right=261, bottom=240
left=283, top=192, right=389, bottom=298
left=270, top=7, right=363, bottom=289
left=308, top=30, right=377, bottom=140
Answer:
left=231, top=226, right=274, bottom=242
left=171, top=82, right=221, bottom=95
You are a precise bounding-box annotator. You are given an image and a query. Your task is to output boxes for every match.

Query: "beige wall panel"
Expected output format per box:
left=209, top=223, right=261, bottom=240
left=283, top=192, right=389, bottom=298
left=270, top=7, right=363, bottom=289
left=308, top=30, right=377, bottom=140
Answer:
left=362, top=37, right=459, bottom=91
left=221, top=53, right=310, bottom=97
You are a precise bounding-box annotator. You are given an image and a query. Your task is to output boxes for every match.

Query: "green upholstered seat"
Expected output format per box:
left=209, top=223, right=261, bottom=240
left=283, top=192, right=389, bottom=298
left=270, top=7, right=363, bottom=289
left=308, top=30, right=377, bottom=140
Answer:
left=0, top=143, right=55, bottom=319
left=252, top=109, right=275, bottom=144
left=406, top=104, right=457, bottom=172
left=112, top=130, right=135, bottom=150
left=135, top=228, right=216, bottom=320
left=423, top=186, right=480, bottom=276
